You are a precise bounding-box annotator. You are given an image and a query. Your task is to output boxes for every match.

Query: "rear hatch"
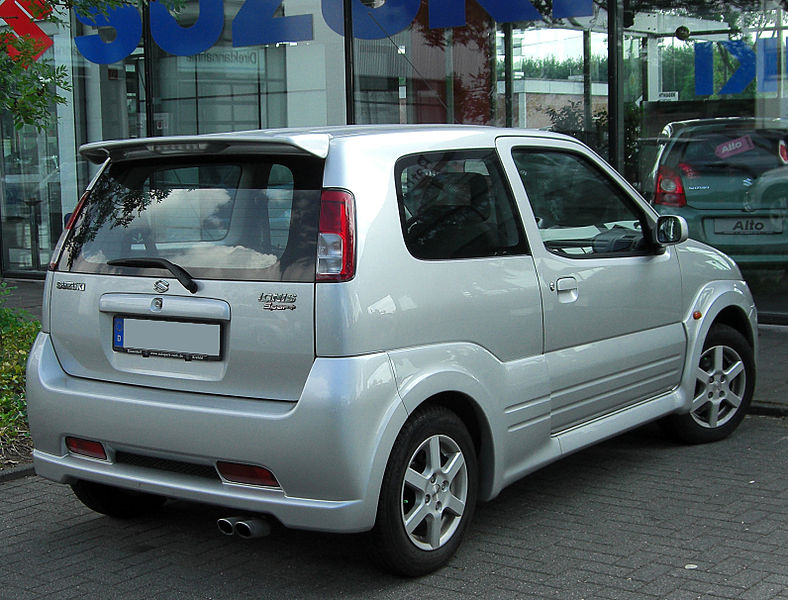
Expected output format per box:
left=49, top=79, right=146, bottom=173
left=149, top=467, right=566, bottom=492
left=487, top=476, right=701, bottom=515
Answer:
left=50, top=142, right=324, bottom=401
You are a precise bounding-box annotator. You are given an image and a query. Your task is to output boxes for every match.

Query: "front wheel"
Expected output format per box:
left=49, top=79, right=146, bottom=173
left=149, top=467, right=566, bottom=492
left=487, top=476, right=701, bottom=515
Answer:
left=664, top=323, right=755, bottom=444
left=371, top=406, right=478, bottom=576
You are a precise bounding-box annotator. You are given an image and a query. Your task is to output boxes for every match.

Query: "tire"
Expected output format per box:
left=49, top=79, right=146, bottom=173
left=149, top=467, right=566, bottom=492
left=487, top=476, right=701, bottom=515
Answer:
left=664, top=323, right=755, bottom=444
left=371, top=405, right=478, bottom=577
left=71, top=480, right=166, bottom=518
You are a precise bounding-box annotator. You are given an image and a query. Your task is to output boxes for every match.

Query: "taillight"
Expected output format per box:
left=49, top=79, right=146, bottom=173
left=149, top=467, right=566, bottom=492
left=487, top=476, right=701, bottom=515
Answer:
left=780, top=140, right=788, bottom=165
left=49, top=189, right=91, bottom=270
left=316, top=189, right=355, bottom=282
left=654, top=166, right=687, bottom=207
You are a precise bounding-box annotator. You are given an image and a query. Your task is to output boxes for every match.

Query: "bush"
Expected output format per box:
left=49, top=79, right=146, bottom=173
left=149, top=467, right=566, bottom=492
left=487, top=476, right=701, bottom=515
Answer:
left=0, top=282, right=40, bottom=459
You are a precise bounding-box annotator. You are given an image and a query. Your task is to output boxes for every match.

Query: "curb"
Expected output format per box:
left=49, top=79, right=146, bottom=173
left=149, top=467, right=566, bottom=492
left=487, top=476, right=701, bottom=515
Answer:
left=750, top=405, right=788, bottom=418
left=0, top=463, right=35, bottom=483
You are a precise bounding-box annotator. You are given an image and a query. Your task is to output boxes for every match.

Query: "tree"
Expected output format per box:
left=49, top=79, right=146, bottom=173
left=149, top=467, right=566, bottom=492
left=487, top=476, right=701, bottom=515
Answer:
left=1, top=0, right=179, bottom=131
left=2, top=41, right=68, bottom=131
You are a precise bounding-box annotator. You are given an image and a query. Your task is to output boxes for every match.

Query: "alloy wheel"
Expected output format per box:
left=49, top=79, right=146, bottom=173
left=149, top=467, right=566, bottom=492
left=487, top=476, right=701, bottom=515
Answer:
left=691, top=343, right=747, bottom=429
left=400, top=434, right=468, bottom=551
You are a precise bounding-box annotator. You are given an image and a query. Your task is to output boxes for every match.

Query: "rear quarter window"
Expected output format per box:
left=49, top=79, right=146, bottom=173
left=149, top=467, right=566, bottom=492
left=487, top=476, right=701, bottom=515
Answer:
left=396, top=150, right=527, bottom=260
left=60, top=156, right=323, bottom=282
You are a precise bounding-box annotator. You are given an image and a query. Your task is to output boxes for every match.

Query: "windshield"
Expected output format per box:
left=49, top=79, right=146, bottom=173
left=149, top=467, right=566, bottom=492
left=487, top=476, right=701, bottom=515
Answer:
left=60, top=156, right=323, bottom=282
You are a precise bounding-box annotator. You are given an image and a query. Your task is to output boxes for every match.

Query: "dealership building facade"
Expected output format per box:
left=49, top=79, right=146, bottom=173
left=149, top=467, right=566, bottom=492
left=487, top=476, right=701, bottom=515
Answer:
left=1, top=0, right=785, bottom=316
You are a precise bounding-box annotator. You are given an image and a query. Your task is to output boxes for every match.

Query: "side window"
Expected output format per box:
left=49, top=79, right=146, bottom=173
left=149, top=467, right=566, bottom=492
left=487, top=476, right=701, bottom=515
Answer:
left=396, top=150, right=527, bottom=260
left=512, top=149, right=652, bottom=257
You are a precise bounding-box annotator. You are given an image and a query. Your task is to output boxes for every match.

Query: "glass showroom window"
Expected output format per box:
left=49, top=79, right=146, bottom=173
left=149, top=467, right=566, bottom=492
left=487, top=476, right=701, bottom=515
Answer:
left=495, top=11, right=610, bottom=158
left=624, top=1, right=787, bottom=322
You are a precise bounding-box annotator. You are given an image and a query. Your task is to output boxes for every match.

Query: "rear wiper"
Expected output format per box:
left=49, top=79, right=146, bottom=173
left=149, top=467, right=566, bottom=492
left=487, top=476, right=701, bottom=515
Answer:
left=107, top=257, right=199, bottom=294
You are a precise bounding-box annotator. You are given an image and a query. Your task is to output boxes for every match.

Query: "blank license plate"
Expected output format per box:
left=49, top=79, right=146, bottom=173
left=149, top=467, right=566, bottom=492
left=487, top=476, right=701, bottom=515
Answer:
left=714, top=217, right=783, bottom=235
left=113, top=317, right=221, bottom=360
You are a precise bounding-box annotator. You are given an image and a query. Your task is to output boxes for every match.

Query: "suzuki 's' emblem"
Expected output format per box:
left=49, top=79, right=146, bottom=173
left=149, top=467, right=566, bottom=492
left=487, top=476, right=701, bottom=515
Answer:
left=153, top=280, right=170, bottom=293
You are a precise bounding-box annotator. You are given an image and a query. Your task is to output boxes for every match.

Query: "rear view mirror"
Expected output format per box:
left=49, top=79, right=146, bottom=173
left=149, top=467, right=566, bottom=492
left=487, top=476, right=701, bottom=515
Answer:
left=656, top=215, right=689, bottom=245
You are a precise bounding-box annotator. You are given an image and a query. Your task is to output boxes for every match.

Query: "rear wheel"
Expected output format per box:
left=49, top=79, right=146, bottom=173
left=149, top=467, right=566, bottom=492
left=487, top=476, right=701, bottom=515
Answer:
left=664, top=324, right=755, bottom=444
left=71, top=480, right=166, bottom=518
left=371, top=406, right=478, bottom=576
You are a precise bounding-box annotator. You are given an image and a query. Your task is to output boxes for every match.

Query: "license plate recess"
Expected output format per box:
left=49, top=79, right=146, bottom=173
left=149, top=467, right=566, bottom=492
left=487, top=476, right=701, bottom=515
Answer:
left=714, top=217, right=783, bottom=235
left=113, top=317, right=221, bottom=361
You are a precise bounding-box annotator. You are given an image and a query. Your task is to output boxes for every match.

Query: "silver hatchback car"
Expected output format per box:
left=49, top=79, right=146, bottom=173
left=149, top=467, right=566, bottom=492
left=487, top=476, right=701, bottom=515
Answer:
left=27, top=125, right=757, bottom=575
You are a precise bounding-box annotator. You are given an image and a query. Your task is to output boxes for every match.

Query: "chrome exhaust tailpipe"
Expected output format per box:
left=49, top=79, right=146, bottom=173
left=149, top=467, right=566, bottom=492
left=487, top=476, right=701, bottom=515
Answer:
left=217, top=516, right=244, bottom=536
left=234, top=517, right=271, bottom=539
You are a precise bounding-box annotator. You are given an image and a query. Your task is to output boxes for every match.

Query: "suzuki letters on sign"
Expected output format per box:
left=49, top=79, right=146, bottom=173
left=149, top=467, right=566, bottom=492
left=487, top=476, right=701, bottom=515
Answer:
left=73, top=0, right=593, bottom=63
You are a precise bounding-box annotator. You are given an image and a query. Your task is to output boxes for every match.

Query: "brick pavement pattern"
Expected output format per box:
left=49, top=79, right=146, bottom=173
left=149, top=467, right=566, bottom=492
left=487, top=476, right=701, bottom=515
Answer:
left=1, top=415, right=786, bottom=600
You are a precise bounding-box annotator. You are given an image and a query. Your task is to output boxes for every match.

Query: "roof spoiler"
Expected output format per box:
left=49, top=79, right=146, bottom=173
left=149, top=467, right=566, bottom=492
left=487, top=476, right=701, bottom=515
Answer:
left=79, top=132, right=332, bottom=164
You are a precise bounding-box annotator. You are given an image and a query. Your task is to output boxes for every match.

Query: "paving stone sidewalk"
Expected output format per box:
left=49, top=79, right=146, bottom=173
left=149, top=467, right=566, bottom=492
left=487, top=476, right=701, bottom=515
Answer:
left=0, top=415, right=786, bottom=599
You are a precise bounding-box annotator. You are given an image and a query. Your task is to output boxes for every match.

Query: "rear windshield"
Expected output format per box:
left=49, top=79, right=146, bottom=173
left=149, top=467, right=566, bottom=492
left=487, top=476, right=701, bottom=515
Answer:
left=666, top=129, right=788, bottom=177
left=60, top=156, right=323, bottom=282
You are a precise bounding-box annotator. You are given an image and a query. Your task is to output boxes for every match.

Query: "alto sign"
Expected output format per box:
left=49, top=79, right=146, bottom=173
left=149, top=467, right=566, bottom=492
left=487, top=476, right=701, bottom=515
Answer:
left=74, top=0, right=593, bottom=64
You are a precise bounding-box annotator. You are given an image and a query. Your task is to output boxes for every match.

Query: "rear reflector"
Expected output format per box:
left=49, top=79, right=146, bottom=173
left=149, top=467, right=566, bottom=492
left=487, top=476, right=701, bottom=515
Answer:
left=66, top=437, right=107, bottom=460
left=216, top=461, right=280, bottom=487
left=316, top=189, right=355, bottom=282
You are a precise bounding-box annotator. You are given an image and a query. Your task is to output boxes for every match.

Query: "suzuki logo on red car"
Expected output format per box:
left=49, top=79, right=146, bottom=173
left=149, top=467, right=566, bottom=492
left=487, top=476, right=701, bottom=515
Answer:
left=0, top=0, right=53, bottom=60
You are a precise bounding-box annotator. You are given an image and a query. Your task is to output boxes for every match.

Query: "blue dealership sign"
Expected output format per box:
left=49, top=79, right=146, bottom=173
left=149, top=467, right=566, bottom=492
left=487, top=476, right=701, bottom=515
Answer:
left=695, top=39, right=787, bottom=96
left=74, top=0, right=595, bottom=64
left=150, top=0, right=224, bottom=56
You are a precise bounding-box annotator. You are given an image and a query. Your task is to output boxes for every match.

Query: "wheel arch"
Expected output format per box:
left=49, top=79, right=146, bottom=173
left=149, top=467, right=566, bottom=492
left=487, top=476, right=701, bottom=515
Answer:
left=413, top=390, right=496, bottom=501
left=678, top=280, right=758, bottom=414
left=712, top=304, right=755, bottom=350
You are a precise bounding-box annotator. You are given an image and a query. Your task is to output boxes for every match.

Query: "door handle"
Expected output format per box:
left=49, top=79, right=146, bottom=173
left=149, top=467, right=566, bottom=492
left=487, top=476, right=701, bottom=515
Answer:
left=554, top=277, right=579, bottom=303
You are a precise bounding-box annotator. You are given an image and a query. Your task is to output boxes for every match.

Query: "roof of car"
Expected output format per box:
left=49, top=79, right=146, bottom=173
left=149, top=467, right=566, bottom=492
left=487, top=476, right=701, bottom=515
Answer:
left=661, top=117, right=788, bottom=138
left=79, top=125, right=575, bottom=164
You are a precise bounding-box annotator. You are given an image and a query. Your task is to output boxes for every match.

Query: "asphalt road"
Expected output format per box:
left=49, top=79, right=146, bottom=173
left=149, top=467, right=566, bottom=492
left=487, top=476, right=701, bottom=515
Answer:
left=1, top=415, right=786, bottom=600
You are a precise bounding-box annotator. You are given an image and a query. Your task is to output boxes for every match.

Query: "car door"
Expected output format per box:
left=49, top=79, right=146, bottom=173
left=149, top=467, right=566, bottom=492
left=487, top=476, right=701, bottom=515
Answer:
left=497, top=137, right=687, bottom=432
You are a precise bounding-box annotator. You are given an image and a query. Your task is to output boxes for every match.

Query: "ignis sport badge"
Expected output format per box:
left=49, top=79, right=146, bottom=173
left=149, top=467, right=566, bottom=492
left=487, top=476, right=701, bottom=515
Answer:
left=259, top=292, right=297, bottom=311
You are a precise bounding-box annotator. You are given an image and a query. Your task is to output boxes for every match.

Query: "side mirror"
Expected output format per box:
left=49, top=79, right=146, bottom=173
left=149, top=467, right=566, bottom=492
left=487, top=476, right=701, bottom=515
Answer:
left=656, top=215, right=689, bottom=245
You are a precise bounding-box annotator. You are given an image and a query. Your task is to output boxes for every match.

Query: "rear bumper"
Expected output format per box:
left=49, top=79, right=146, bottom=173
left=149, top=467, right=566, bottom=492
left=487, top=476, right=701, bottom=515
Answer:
left=26, top=333, right=408, bottom=533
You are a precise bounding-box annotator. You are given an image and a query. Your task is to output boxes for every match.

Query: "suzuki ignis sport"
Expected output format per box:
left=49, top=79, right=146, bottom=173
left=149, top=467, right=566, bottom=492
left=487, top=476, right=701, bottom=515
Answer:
left=27, top=126, right=757, bottom=575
